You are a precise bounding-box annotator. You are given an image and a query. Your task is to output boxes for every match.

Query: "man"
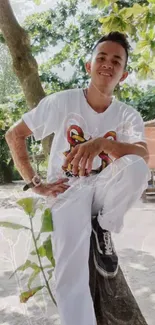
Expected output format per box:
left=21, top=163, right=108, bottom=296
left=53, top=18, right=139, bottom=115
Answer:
left=6, top=32, right=151, bottom=325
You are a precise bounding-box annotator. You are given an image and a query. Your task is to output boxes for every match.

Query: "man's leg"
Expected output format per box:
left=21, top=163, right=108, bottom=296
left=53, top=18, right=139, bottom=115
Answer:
left=92, top=154, right=151, bottom=232
left=51, top=178, right=96, bottom=325
left=91, top=154, right=151, bottom=278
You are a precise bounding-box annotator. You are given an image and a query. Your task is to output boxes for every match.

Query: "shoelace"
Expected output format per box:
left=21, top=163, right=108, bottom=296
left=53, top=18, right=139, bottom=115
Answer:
left=103, top=232, right=113, bottom=256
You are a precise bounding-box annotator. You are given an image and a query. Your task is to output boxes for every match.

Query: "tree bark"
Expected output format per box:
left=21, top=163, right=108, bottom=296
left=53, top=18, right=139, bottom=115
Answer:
left=0, top=0, right=52, bottom=154
left=0, top=0, right=45, bottom=108
left=89, top=235, right=147, bottom=325
left=0, top=1, right=148, bottom=324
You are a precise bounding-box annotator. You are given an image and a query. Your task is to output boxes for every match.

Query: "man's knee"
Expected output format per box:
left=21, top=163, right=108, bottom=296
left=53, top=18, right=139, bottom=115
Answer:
left=125, top=154, right=151, bottom=187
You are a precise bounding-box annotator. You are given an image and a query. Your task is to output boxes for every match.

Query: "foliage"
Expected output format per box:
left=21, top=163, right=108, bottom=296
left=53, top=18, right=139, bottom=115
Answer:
left=92, top=0, right=155, bottom=79
left=24, top=0, right=100, bottom=87
left=0, top=197, right=56, bottom=305
left=0, top=94, right=27, bottom=139
left=0, top=94, right=27, bottom=183
left=118, top=84, right=155, bottom=121
left=22, top=0, right=155, bottom=101
left=130, top=86, right=155, bottom=121
left=0, top=44, right=21, bottom=103
left=12, top=165, right=22, bottom=181
left=0, top=104, right=12, bottom=157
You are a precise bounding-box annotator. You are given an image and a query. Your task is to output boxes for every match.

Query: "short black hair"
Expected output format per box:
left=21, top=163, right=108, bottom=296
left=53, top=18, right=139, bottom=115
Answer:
left=92, top=31, right=130, bottom=68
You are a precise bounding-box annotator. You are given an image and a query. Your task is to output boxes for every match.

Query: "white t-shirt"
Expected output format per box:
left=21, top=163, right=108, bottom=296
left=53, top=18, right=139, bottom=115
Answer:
left=22, top=88, right=146, bottom=182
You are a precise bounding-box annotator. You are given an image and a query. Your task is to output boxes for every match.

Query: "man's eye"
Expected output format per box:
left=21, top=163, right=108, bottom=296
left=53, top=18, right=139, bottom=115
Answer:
left=113, top=60, right=120, bottom=65
left=98, top=57, right=104, bottom=61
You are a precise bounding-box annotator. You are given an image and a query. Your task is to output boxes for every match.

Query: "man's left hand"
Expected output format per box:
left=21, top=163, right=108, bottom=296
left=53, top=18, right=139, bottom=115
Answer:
left=62, top=137, right=105, bottom=176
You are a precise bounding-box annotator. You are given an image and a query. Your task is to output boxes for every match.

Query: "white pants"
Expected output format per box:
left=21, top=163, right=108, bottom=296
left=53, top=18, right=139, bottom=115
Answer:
left=50, top=155, right=151, bottom=325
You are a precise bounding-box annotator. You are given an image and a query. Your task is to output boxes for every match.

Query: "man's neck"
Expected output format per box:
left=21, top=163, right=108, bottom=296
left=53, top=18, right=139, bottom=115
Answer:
left=85, top=82, right=114, bottom=113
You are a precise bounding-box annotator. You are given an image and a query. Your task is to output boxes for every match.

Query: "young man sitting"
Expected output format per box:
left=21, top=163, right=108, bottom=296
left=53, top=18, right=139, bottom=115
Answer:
left=6, top=32, right=150, bottom=325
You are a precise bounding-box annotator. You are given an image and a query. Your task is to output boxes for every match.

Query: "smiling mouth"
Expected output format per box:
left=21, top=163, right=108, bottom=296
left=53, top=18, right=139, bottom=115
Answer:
left=99, top=72, right=112, bottom=77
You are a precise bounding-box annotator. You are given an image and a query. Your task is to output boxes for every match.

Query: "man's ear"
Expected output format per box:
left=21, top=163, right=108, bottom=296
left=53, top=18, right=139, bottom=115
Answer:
left=85, top=61, right=91, bottom=75
left=120, top=71, right=128, bottom=82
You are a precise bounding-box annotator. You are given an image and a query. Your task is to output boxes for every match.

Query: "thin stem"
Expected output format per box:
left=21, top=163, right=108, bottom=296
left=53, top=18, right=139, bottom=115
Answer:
left=30, top=216, right=57, bottom=306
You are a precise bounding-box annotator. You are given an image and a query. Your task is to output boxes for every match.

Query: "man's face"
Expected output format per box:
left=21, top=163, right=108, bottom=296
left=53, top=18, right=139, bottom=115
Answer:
left=86, top=41, right=128, bottom=92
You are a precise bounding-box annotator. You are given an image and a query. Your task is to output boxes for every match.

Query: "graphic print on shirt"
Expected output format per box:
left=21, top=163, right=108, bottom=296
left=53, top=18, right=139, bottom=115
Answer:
left=62, top=124, right=116, bottom=177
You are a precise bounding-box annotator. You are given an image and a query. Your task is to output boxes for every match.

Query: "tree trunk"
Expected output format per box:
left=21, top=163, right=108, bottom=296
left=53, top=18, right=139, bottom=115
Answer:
left=89, top=235, right=147, bottom=325
left=0, top=0, right=52, bottom=154
left=0, top=1, right=148, bottom=323
left=0, top=0, right=45, bottom=107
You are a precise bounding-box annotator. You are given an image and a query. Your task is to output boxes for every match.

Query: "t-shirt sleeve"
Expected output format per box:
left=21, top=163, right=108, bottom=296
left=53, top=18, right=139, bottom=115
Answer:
left=117, top=109, right=146, bottom=144
left=22, top=93, right=61, bottom=141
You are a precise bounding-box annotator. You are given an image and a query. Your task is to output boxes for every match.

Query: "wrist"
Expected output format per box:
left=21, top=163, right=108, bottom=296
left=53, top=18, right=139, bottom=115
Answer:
left=100, top=137, right=110, bottom=154
left=32, top=183, right=44, bottom=194
left=23, top=174, right=42, bottom=191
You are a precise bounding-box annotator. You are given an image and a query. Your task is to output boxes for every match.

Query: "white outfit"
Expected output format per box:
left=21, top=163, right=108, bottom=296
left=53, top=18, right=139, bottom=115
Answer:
left=22, top=89, right=151, bottom=325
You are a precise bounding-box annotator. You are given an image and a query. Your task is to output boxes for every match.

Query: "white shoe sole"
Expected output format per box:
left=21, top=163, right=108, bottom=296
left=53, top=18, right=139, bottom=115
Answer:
left=93, top=253, right=119, bottom=279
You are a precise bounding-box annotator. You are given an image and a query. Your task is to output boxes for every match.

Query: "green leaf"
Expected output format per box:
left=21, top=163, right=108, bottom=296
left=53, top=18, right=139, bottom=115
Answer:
left=99, top=16, right=111, bottom=24
left=40, top=208, right=53, bottom=233
left=17, top=198, right=40, bottom=217
left=92, top=0, right=109, bottom=9
left=113, top=3, right=118, bottom=13
left=20, top=286, right=44, bottom=303
left=9, top=260, right=40, bottom=279
left=30, top=245, right=46, bottom=257
left=0, top=221, right=30, bottom=230
left=33, top=0, right=41, bottom=5
left=149, top=28, right=155, bottom=40
left=43, top=235, right=55, bottom=266
left=132, top=4, right=146, bottom=16
left=28, top=268, right=41, bottom=289
left=134, top=40, right=150, bottom=54
left=150, top=58, right=155, bottom=69
left=120, top=8, right=133, bottom=19
left=31, top=237, right=55, bottom=266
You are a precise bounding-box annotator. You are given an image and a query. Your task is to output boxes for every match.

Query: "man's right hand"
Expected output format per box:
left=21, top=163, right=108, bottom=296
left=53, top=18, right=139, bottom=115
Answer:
left=33, top=178, right=70, bottom=197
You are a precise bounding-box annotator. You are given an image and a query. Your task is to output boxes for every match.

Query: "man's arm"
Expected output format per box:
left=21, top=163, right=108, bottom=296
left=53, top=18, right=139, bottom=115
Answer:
left=102, top=139, right=149, bottom=164
left=5, top=120, right=35, bottom=183
left=5, top=120, right=70, bottom=196
left=62, top=138, right=149, bottom=176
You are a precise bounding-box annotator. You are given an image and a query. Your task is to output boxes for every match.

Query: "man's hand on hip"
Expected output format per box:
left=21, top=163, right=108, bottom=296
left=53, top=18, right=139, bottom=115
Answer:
left=33, top=178, right=70, bottom=197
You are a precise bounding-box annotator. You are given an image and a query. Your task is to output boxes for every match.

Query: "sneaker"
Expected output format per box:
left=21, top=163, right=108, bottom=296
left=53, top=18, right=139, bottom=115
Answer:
left=91, top=214, right=118, bottom=278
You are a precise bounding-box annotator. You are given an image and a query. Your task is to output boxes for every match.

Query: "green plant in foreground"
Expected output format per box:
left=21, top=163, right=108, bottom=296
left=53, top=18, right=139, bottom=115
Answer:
left=0, top=197, right=56, bottom=305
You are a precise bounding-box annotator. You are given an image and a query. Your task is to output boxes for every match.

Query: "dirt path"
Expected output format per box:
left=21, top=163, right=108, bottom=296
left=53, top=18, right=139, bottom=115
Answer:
left=0, top=182, right=155, bottom=324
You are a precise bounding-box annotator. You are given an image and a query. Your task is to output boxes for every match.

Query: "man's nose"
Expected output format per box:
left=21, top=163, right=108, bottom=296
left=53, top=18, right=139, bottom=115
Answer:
left=101, top=62, right=113, bottom=70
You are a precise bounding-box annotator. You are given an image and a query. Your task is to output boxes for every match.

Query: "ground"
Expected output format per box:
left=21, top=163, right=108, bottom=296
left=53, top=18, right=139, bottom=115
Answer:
left=0, top=182, right=155, bottom=325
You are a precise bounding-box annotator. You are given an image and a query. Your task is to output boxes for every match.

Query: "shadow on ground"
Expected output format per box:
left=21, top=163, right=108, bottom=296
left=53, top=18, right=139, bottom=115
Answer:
left=119, top=248, right=155, bottom=325
left=0, top=270, right=58, bottom=325
left=0, top=249, right=155, bottom=324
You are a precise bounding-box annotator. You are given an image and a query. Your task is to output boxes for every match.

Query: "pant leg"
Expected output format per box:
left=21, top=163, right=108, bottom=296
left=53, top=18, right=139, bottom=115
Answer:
left=51, top=178, right=96, bottom=325
left=92, top=154, right=151, bottom=233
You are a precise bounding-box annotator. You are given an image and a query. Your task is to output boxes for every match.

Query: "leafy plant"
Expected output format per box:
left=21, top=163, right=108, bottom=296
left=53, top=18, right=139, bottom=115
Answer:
left=92, top=0, right=155, bottom=79
left=0, top=95, right=28, bottom=183
left=0, top=197, right=56, bottom=305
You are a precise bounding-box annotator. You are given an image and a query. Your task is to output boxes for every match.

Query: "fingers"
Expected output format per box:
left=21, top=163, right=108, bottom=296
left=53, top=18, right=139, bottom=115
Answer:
left=47, top=183, right=70, bottom=197
left=86, top=155, right=94, bottom=174
left=54, top=178, right=69, bottom=185
left=33, top=181, right=70, bottom=198
left=72, top=155, right=82, bottom=175
left=79, top=154, right=89, bottom=176
left=63, top=146, right=79, bottom=169
left=69, top=147, right=85, bottom=175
